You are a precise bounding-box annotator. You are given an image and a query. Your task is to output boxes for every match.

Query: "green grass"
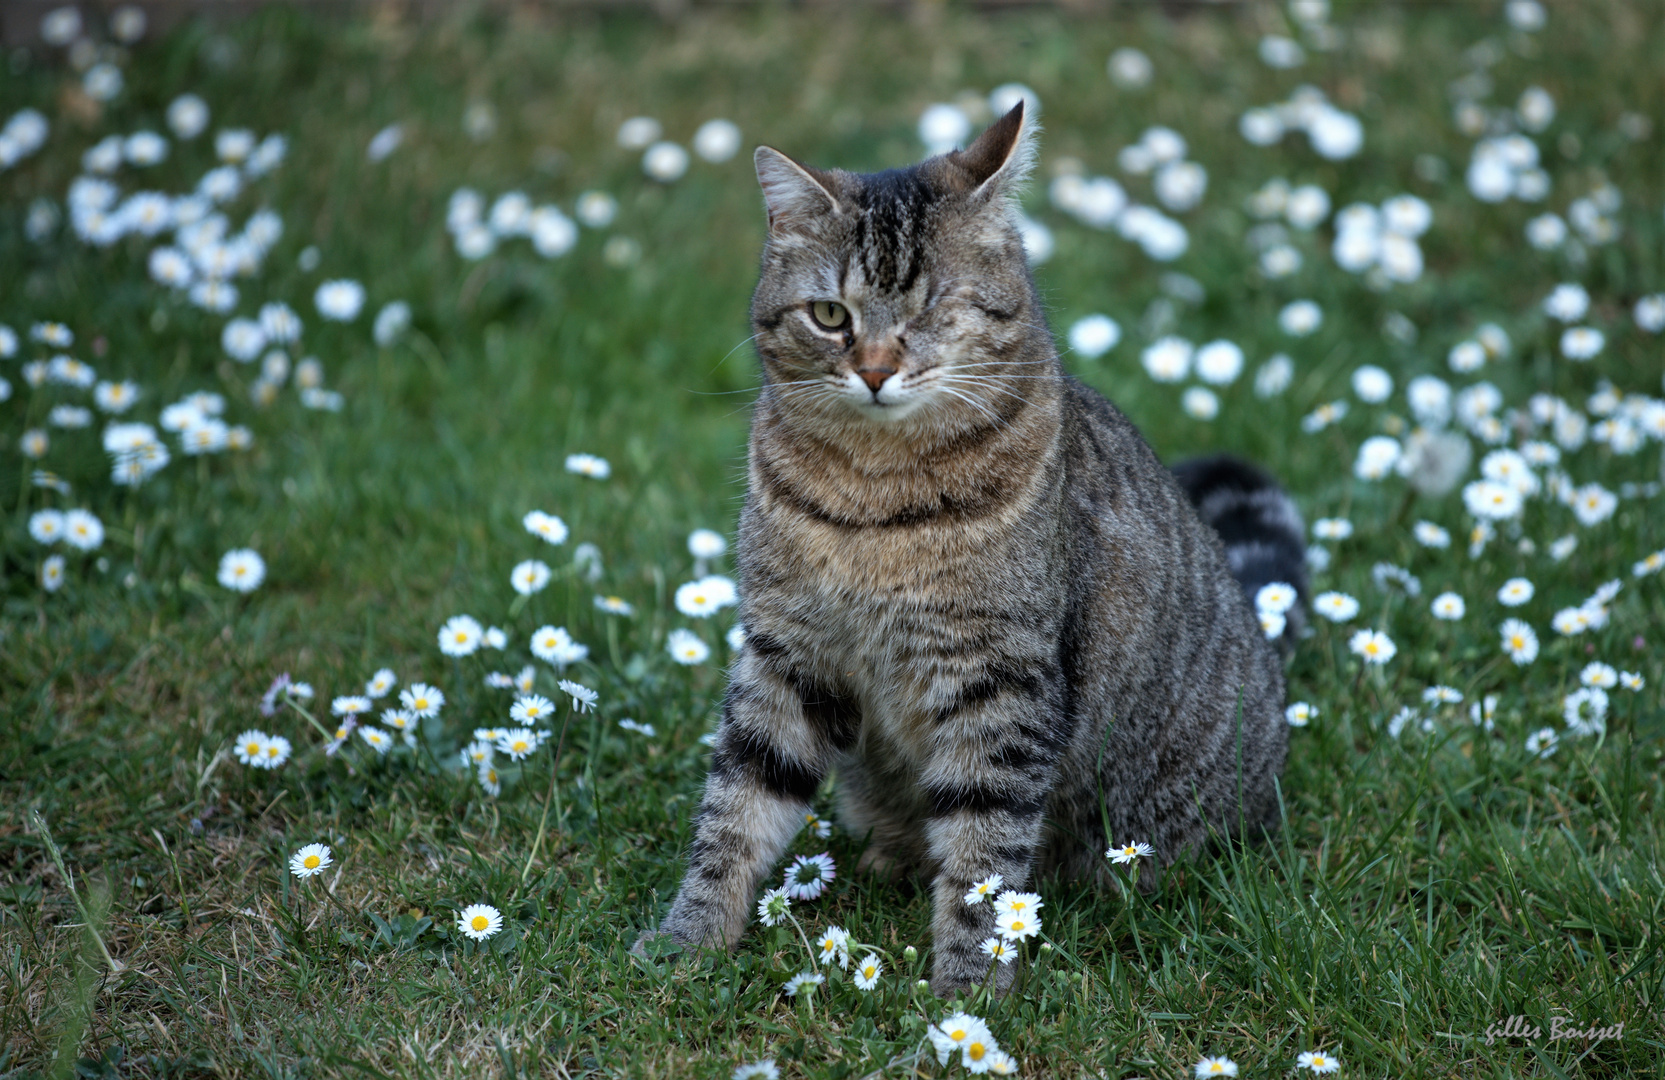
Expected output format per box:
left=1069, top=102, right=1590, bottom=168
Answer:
left=3, top=3, right=1664, bottom=1077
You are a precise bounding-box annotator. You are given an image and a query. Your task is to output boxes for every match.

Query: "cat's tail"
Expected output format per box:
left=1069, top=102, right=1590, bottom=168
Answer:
left=1171, top=454, right=1307, bottom=653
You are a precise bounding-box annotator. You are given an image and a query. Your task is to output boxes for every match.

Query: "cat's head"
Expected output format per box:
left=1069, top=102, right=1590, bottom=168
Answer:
left=749, top=104, right=1053, bottom=439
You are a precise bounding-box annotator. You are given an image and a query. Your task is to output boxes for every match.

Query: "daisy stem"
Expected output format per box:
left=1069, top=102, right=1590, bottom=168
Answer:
left=520, top=707, right=575, bottom=886
left=285, top=697, right=335, bottom=745
left=783, top=911, right=820, bottom=1020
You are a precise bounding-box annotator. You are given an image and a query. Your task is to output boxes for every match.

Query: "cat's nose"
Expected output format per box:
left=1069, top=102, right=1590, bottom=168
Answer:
left=857, top=365, right=896, bottom=392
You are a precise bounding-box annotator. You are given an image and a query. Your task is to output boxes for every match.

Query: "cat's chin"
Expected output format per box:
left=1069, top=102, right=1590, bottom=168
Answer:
left=845, top=396, right=930, bottom=424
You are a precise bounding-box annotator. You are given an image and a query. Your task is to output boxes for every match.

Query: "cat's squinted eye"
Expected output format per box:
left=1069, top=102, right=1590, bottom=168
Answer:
left=809, top=300, right=850, bottom=331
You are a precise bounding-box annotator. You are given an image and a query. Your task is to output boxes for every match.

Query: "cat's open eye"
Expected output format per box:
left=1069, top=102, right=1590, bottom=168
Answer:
left=809, top=300, right=850, bottom=331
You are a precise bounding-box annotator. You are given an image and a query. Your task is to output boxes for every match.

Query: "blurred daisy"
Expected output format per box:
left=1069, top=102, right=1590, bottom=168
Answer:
left=558, top=679, right=598, bottom=712
left=358, top=727, right=392, bottom=754
left=1140, top=337, right=1192, bottom=382
left=496, top=728, right=542, bottom=761
left=1413, top=521, right=1451, bottom=548
left=1525, top=728, right=1558, bottom=758
left=733, top=1063, right=780, bottom=1080
left=1195, top=1058, right=1238, bottom=1078
left=365, top=669, right=397, bottom=698
left=477, top=763, right=501, bottom=797
left=530, top=625, right=588, bottom=668
left=1313, top=592, right=1360, bottom=622
left=929, top=1014, right=992, bottom=1066
left=1279, top=300, right=1322, bottom=336
left=692, top=119, right=741, bottom=163
left=438, top=614, right=484, bottom=656
left=1349, top=630, right=1396, bottom=665
left=233, top=730, right=270, bottom=766
left=511, top=559, right=552, bottom=596
left=400, top=683, right=444, bottom=717
left=667, top=628, right=711, bottom=665
left=964, top=874, right=1004, bottom=904
left=511, top=694, right=556, bottom=723
left=1619, top=672, right=1645, bottom=691
left=289, top=844, right=333, bottom=879
left=457, top=903, right=503, bottom=940
left=331, top=695, right=371, bottom=717
left=1312, top=518, right=1352, bottom=540
left=594, top=595, right=634, bottom=616
left=1500, top=619, right=1539, bottom=664
left=782, top=971, right=823, bottom=998
left=565, top=453, right=610, bottom=479
left=218, top=549, right=266, bottom=592
left=1286, top=702, right=1316, bottom=727
left=1068, top=315, right=1121, bottom=359
left=1430, top=593, right=1465, bottom=620
left=1423, top=686, right=1463, bottom=705
left=1579, top=662, right=1617, bottom=689
left=29, top=510, right=65, bottom=544
left=1497, top=578, right=1534, bottom=606
left=315, top=280, right=366, bottom=321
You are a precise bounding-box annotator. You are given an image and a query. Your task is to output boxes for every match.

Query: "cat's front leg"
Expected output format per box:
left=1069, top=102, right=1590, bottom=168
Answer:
left=635, top=643, right=855, bottom=954
left=920, top=663, right=1065, bottom=996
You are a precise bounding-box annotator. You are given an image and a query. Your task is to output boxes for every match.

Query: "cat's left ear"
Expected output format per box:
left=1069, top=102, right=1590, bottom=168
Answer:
left=948, top=102, right=1037, bottom=200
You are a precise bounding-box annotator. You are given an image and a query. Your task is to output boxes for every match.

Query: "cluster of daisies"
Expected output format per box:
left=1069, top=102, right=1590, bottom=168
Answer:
left=7, top=45, right=416, bottom=599
left=441, top=115, right=741, bottom=263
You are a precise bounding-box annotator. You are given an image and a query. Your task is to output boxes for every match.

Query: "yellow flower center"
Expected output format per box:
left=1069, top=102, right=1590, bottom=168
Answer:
left=948, top=1028, right=966, bottom=1042
left=303, top=855, right=320, bottom=869
left=1010, top=919, right=1026, bottom=932
left=1009, top=900, right=1027, bottom=911
left=968, top=1043, right=986, bottom=1061
left=863, top=965, right=875, bottom=977
left=246, top=742, right=260, bottom=753
left=471, top=915, right=489, bottom=932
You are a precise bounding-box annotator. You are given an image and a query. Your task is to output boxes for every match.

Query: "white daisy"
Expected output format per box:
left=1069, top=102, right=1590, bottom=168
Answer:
left=511, top=559, right=552, bottom=596
left=783, top=852, right=836, bottom=900
left=852, top=953, right=883, bottom=990
left=964, top=874, right=1004, bottom=905
left=1497, top=578, right=1534, bottom=606
left=510, top=694, right=556, bottom=723
left=523, top=510, right=569, bottom=545
left=457, top=903, right=503, bottom=940
left=667, top=628, right=711, bottom=665
left=438, top=614, right=484, bottom=656
left=289, top=843, right=333, bottom=879
left=400, top=683, right=445, bottom=717
left=565, top=453, right=611, bottom=479
left=365, top=668, right=397, bottom=698
left=1430, top=592, right=1465, bottom=620
left=1349, top=629, right=1396, bottom=665
left=217, top=549, right=266, bottom=593
left=558, top=679, right=598, bottom=712
left=1285, top=702, right=1316, bottom=727
left=1312, top=592, right=1360, bottom=622
left=1107, top=841, right=1153, bottom=864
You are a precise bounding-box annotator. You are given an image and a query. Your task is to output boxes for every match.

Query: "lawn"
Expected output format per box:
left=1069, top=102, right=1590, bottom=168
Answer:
left=3, top=1, right=1664, bottom=1077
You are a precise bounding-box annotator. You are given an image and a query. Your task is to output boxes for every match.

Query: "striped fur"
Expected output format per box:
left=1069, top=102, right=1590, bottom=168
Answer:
left=635, top=104, right=1293, bottom=995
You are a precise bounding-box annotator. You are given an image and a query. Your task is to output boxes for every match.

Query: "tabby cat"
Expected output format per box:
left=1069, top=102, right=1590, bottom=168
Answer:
left=635, top=104, right=1306, bottom=995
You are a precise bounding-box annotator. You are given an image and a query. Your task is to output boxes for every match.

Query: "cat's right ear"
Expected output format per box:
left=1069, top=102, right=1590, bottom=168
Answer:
left=755, top=147, right=842, bottom=233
